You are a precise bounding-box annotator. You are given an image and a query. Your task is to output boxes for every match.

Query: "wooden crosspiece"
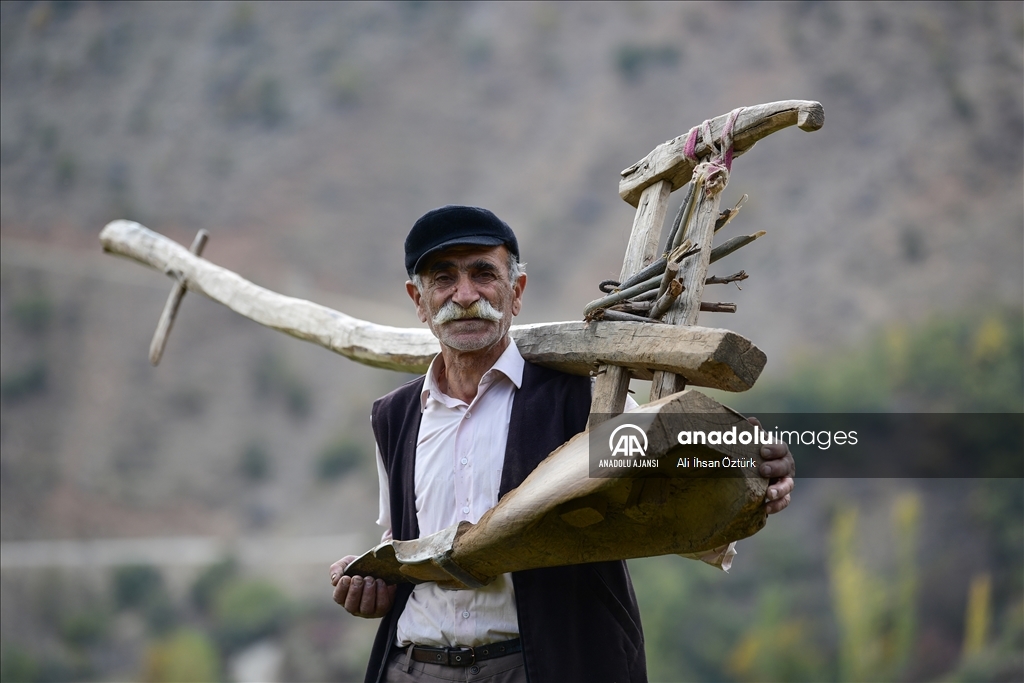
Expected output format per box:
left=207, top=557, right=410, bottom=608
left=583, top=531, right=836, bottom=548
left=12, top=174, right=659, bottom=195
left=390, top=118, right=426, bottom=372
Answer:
left=99, top=99, right=823, bottom=589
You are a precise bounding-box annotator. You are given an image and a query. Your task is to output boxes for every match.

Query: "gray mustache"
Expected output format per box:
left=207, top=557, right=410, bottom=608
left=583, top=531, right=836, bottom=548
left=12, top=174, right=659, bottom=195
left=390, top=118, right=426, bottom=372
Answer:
left=433, top=298, right=503, bottom=326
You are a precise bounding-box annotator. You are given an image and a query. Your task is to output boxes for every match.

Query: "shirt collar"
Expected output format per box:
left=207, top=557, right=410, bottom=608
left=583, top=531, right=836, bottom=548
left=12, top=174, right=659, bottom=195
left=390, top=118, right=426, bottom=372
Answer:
left=420, top=338, right=525, bottom=411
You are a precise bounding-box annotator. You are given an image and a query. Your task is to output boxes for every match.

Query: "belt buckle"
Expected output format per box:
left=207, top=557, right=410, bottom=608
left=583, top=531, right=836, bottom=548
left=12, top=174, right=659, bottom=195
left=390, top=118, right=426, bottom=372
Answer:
left=447, top=646, right=475, bottom=666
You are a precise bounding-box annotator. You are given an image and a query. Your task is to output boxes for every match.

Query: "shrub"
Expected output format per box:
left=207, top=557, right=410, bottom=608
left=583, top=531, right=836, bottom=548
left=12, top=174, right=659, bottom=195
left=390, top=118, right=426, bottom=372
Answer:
left=213, top=579, right=290, bottom=652
left=0, top=362, right=47, bottom=402
left=316, top=438, right=364, bottom=481
left=59, top=610, right=110, bottom=648
left=191, top=558, right=239, bottom=614
left=142, top=629, right=221, bottom=683
left=11, top=294, right=53, bottom=333
left=614, top=43, right=680, bottom=83
left=113, top=565, right=164, bottom=611
left=240, top=442, right=272, bottom=482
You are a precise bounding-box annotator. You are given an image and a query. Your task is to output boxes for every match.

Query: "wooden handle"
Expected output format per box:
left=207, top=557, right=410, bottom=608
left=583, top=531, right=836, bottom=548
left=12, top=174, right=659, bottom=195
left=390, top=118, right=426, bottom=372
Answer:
left=618, top=100, right=824, bottom=206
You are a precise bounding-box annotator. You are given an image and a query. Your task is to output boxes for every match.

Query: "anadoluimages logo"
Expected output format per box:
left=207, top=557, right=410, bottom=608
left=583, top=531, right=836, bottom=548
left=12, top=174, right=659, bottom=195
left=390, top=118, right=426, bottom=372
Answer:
left=608, top=424, right=648, bottom=458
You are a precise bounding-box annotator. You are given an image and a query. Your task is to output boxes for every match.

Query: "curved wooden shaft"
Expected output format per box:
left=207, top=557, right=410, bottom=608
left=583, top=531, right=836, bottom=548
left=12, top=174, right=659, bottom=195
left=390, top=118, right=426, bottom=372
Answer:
left=99, top=220, right=765, bottom=390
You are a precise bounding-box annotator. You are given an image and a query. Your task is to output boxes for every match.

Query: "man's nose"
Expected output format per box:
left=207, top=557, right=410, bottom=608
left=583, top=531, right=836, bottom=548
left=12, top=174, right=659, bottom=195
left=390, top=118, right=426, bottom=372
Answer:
left=450, top=273, right=481, bottom=308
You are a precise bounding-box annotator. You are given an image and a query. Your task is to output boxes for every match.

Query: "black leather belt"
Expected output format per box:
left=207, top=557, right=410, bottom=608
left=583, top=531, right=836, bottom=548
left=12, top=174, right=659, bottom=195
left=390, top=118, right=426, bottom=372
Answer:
left=404, top=638, right=522, bottom=667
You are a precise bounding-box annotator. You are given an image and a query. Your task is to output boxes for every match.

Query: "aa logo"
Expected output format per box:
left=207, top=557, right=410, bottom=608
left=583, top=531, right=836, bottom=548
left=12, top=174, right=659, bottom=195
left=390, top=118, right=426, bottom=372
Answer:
left=608, top=424, right=648, bottom=458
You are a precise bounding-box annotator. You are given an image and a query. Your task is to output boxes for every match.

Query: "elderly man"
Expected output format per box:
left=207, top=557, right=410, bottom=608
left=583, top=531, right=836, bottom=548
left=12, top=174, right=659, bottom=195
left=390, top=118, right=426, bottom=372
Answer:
left=330, top=205, right=794, bottom=683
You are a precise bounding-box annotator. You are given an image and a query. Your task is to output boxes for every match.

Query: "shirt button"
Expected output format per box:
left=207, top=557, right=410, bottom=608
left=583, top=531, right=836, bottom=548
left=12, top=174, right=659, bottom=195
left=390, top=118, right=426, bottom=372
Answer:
left=460, top=457, right=468, bottom=465
left=465, top=412, right=471, bottom=419
left=462, top=506, right=470, bottom=514
left=462, top=611, right=470, bottom=619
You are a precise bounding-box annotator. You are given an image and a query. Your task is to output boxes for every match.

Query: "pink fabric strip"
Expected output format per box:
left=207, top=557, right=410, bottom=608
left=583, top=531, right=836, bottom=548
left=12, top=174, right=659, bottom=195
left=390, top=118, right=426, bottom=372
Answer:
left=683, top=126, right=700, bottom=162
left=722, top=107, right=743, bottom=171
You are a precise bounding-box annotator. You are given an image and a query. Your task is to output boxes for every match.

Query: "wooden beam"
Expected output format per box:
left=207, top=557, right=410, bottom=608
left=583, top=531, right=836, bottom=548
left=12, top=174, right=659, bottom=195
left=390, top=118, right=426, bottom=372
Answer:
left=590, top=179, right=672, bottom=422
left=100, top=220, right=765, bottom=391
left=619, top=100, right=824, bottom=207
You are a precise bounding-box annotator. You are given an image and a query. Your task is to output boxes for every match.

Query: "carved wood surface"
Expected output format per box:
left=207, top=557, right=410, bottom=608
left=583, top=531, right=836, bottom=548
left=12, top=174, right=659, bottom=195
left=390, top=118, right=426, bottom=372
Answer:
left=346, top=389, right=768, bottom=588
left=590, top=179, right=673, bottom=423
left=618, top=100, right=824, bottom=206
left=649, top=163, right=727, bottom=400
left=100, top=220, right=765, bottom=391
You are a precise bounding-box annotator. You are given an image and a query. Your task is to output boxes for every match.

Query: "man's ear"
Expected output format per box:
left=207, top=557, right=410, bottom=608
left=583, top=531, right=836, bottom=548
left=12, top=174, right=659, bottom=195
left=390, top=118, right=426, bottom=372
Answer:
left=511, top=272, right=527, bottom=317
left=406, top=281, right=429, bottom=323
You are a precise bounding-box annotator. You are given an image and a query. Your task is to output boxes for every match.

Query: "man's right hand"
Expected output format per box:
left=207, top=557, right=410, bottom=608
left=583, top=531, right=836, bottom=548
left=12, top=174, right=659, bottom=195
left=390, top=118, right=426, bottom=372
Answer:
left=330, top=555, right=397, bottom=619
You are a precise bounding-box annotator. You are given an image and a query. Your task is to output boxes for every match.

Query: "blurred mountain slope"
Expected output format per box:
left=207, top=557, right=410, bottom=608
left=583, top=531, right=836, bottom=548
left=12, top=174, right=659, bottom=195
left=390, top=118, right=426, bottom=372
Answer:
left=1, top=1, right=1021, bottom=542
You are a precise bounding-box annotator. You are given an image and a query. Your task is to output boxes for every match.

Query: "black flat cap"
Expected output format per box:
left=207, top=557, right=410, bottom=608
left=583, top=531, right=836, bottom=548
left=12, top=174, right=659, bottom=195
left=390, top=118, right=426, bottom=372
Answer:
left=405, top=205, right=519, bottom=276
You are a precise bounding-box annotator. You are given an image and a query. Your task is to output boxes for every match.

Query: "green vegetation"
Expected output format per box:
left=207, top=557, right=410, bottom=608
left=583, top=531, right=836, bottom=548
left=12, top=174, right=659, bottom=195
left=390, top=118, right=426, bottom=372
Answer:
left=213, top=579, right=290, bottom=652
left=191, top=558, right=239, bottom=614
left=11, top=293, right=53, bottom=334
left=142, top=629, right=221, bottom=683
left=252, top=352, right=312, bottom=418
left=59, top=609, right=110, bottom=649
left=614, top=43, right=680, bottom=83
left=55, top=152, right=76, bottom=190
left=239, top=441, right=273, bottom=482
left=112, top=564, right=175, bottom=634
left=329, top=64, right=363, bottom=107
left=0, top=361, right=47, bottom=402
left=730, top=308, right=1024, bottom=413
left=316, top=436, right=365, bottom=481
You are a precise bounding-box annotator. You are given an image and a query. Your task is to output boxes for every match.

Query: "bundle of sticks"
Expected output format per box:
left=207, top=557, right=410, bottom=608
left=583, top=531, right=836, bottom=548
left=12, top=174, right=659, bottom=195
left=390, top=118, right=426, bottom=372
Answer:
left=584, top=194, right=760, bottom=324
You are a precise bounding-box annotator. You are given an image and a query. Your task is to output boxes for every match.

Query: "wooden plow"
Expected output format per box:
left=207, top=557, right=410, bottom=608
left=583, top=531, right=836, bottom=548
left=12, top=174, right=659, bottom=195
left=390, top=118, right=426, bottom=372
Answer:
left=99, top=100, right=823, bottom=589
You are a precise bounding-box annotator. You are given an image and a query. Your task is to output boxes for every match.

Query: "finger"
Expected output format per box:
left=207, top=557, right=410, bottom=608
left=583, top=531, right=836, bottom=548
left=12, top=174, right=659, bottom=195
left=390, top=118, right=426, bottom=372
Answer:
left=374, top=579, right=391, bottom=615
left=759, top=452, right=794, bottom=479
left=344, top=576, right=364, bottom=614
left=759, top=443, right=788, bottom=460
left=330, top=555, right=357, bottom=585
left=747, top=416, right=762, bottom=429
left=768, top=476, right=795, bottom=502
left=359, top=576, right=378, bottom=615
left=333, top=576, right=350, bottom=605
left=766, top=493, right=791, bottom=515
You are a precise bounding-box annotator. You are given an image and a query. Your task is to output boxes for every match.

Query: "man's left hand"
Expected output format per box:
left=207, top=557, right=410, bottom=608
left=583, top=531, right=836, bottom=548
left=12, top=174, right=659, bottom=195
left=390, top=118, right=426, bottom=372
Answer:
left=748, top=417, right=794, bottom=515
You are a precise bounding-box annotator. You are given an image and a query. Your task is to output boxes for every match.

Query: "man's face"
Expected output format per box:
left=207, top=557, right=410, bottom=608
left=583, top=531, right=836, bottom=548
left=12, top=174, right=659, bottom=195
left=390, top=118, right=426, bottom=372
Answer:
left=407, top=245, right=526, bottom=353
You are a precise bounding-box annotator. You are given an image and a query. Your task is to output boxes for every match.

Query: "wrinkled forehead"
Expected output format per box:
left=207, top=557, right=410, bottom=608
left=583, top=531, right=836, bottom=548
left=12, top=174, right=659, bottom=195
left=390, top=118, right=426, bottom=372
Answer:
left=419, top=244, right=510, bottom=274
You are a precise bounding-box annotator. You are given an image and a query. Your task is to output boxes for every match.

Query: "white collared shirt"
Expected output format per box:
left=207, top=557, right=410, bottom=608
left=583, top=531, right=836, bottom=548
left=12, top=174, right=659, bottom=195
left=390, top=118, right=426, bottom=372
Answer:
left=376, top=341, right=525, bottom=647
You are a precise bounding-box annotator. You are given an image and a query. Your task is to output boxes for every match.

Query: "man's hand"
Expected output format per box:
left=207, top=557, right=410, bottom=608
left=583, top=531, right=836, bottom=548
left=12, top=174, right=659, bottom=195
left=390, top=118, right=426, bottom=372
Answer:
left=747, top=417, right=794, bottom=515
left=330, top=555, right=397, bottom=619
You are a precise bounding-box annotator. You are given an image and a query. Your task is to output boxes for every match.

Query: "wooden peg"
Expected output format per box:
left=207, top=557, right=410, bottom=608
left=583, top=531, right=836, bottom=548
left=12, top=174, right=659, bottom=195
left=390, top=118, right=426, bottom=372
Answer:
left=148, top=229, right=209, bottom=365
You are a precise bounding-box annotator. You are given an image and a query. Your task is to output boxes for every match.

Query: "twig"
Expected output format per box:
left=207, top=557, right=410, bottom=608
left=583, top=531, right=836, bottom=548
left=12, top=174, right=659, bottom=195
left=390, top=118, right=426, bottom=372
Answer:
left=714, top=194, right=748, bottom=233
left=617, top=256, right=666, bottom=292
left=650, top=280, right=684, bottom=320
left=583, top=273, right=663, bottom=316
left=700, top=302, right=737, bottom=313
left=705, top=270, right=748, bottom=285
left=599, top=279, right=619, bottom=293
left=598, top=309, right=665, bottom=324
left=631, top=289, right=659, bottom=303
left=610, top=300, right=653, bottom=314
left=709, top=231, right=765, bottom=265
left=663, top=183, right=695, bottom=254
left=655, top=261, right=680, bottom=300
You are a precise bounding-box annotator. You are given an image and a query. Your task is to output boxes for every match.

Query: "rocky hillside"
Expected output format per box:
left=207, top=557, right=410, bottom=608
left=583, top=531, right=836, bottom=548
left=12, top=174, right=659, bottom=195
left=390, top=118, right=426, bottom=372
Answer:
left=1, top=0, right=1021, bottom=546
